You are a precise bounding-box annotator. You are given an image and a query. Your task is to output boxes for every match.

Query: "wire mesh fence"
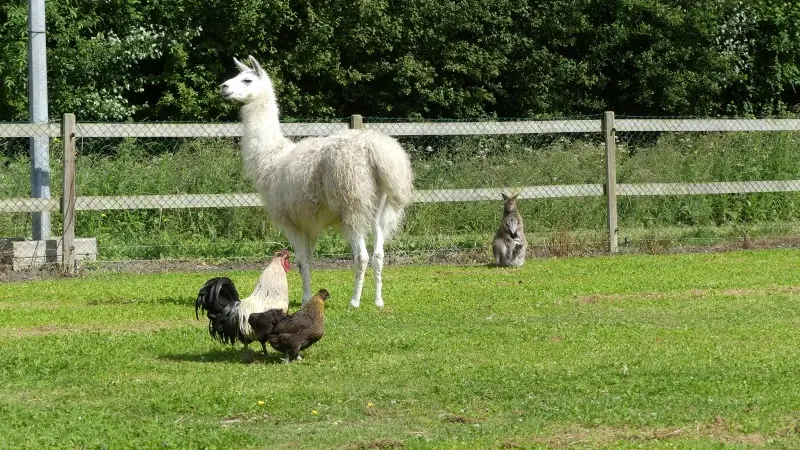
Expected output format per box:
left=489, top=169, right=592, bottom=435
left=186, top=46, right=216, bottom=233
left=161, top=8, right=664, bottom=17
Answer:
left=0, top=123, right=64, bottom=271
left=365, top=117, right=612, bottom=260
left=2, top=115, right=799, bottom=273
left=613, top=116, right=800, bottom=253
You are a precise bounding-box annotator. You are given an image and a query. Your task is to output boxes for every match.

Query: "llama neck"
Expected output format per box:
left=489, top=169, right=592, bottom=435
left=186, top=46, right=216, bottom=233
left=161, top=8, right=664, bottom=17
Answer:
left=239, top=97, right=292, bottom=169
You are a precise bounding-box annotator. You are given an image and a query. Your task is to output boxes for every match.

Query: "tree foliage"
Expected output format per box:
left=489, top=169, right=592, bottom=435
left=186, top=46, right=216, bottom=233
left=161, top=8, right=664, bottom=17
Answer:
left=0, top=0, right=798, bottom=121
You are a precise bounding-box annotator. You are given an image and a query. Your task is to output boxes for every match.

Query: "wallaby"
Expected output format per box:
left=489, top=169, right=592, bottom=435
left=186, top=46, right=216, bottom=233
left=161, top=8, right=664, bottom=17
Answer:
left=492, top=193, right=527, bottom=267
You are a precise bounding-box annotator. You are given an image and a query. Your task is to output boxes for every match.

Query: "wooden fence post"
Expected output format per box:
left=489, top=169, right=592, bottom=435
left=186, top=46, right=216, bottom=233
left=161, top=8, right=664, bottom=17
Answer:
left=61, top=113, right=76, bottom=274
left=349, top=114, right=363, bottom=129
left=602, top=111, right=619, bottom=254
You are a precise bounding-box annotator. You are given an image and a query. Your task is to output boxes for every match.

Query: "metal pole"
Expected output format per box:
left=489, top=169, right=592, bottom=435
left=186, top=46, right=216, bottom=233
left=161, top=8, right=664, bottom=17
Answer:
left=602, top=111, right=619, bottom=253
left=28, top=0, right=51, bottom=240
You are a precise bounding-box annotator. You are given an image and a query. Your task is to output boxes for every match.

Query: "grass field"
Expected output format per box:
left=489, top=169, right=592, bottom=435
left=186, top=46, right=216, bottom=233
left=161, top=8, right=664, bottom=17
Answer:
left=1, top=249, right=799, bottom=448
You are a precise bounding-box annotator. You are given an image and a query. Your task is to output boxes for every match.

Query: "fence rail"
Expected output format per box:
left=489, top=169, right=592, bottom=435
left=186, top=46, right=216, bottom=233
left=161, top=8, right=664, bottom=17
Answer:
left=6, top=117, right=799, bottom=138
left=72, top=122, right=349, bottom=138
left=2, top=113, right=800, bottom=272
left=4, top=180, right=799, bottom=214
left=615, top=118, right=800, bottom=132
left=0, top=122, right=61, bottom=138
left=617, top=181, right=800, bottom=196
left=365, top=120, right=600, bottom=135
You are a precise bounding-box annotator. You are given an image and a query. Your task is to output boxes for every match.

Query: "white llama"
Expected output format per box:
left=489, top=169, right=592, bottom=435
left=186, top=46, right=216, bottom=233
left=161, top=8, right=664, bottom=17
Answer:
left=220, top=56, right=414, bottom=308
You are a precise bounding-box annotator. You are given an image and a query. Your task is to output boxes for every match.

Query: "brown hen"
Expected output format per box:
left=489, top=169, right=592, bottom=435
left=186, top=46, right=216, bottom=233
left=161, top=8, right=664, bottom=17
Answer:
left=250, top=289, right=329, bottom=362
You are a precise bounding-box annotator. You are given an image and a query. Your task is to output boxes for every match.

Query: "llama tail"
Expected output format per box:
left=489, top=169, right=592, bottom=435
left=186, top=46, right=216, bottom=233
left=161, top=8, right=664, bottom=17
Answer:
left=366, top=131, right=414, bottom=210
left=366, top=131, right=413, bottom=239
left=373, top=194, right=405, bottom=239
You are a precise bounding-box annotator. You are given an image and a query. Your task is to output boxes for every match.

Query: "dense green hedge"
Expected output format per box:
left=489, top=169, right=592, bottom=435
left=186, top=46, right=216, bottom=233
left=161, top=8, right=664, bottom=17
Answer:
left=2, top=0, right=799, bottom=122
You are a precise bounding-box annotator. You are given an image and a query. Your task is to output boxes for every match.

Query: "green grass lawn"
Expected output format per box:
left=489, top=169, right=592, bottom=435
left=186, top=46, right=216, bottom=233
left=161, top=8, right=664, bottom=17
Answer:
left=1, top=249, right=799, bottom=449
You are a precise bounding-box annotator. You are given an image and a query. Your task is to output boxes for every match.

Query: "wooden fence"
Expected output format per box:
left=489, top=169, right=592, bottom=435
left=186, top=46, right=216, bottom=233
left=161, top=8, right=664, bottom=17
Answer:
left=2, top=112, right=800, bottom=272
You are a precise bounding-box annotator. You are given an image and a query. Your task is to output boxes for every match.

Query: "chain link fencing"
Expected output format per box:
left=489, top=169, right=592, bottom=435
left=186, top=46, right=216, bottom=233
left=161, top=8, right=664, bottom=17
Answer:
left=2, top=116, right=799, bottom=273
left=613, top=116, right=800, bottom=254
left=365, top=117, right=610, bottom=261
left=0, top=122, right=64, bottom=271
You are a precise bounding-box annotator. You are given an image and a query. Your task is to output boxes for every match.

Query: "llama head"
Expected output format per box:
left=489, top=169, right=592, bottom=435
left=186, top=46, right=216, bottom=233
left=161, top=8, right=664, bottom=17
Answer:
left=220, top=55, right=276, bottom=105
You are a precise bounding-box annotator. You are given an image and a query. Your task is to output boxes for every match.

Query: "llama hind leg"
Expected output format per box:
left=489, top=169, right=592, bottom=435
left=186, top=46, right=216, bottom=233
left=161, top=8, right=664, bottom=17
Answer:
left=372, top=223, right=386, bottom=308
left=372, top=195, right=389, bottom=308
left=348, top=235, right=370, bottom=308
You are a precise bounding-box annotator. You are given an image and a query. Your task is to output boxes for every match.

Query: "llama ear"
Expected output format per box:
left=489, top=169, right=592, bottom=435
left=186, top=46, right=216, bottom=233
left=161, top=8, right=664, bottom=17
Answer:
left=248, top=55, right=266, bottom=77
left=233, top=57, right=250, bottom=72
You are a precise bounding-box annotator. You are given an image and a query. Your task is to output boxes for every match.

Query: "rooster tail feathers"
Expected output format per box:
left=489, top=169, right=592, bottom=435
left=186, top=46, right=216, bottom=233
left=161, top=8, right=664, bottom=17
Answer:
left=215, top=302, right=242, bottom=345
left=195, top=277, right=243, bottom=344
left=195, top=277, right=240, bottom=319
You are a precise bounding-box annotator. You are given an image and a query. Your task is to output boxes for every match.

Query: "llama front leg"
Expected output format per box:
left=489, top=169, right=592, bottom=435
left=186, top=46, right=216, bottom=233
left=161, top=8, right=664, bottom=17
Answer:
left=348, top=235, right=369, bottom=308
left=287, top=232, right=315, bottom=304
left=297, top=244, right=314, bottom=304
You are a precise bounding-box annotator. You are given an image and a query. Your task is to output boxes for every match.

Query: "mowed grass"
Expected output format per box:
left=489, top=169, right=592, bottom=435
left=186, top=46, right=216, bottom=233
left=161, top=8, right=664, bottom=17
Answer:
left=0, top=250, right=799, bottom=449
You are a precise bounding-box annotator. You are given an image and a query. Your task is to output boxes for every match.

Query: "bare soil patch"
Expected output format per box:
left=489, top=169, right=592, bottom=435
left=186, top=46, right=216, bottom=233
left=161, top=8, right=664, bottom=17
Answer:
left=575, top=285, right=800, bottom=304
left=532, top=416, right=773, bottom=448
left=1, top=235, right=797, bottom=283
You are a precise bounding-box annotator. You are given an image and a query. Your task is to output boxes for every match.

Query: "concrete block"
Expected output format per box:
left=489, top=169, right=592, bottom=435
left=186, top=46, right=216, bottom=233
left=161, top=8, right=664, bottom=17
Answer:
left=0, top=237, right=97, bottom=271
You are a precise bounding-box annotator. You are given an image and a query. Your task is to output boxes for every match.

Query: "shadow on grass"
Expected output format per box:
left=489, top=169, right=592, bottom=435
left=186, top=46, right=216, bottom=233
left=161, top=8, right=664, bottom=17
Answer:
left=86, top=296, right=196, bottom=307
left=159, top=347, right=288, bottom=365
left=158, top=296, right=197, bottom=307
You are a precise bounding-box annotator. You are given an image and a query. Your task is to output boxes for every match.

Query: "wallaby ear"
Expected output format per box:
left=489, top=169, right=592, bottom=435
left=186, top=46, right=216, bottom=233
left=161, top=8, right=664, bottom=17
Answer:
left=248, top=55, right=266, bottom=77
left=501, top=193, right=509, bottom=201
left=510, top=193, right=519, bottom=201
left=233, top=57, right=250, bottom=72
